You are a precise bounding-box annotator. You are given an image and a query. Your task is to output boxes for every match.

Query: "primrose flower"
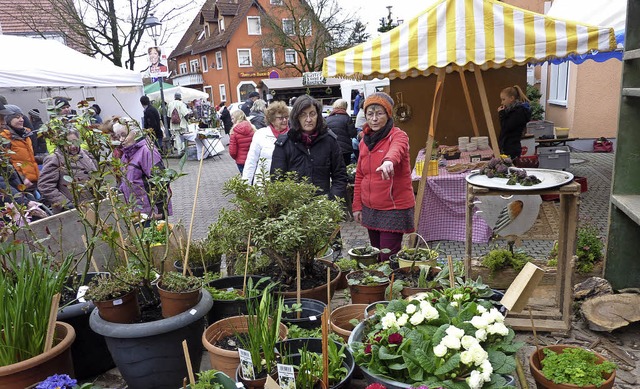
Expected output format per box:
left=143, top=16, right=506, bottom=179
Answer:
left=468, top=343, right=489, bottom=366
left=470, top=315, right=489, bottom=329
left=36, top=374, right=77, bottom=389
left=440, top=335, right=461, bottom=350
left=461, top=335, right=478, bottom=349
left=365, top=384, right=387, bottom=389
left=364, top=343, right=372, bottom=354
left=388, top=333, right=403, bottom=345
left=405, top=303, right=417, bottom=314
left=445, top=325, right=465, bottom=339
left=453, top=293, right=464, bottom=300
left=409, top=311, right=425, bottom=326
left=476, top=305, right=487, bottom=314
left=460, top=350, right=474, bottom=365
left=475, top=328, right=488, bottom=342
left=433, top=343, right=448, bottom=357
left=487, top=322, right=509, bottom=336
left=467, top=369, right=484, bottom=389
left=381, top=312, right=398, bottom=329
left=419, top=301, right=439, bottom=321
left=450, top=301, right=458, bottom=307
left=488, top=308, right=505, bottom=323
left=480, top=359, right=493, bottom=381
left=396, top=313, right=409, bottom=326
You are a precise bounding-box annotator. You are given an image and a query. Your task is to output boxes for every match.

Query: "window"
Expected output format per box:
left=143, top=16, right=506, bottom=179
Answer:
left=204, top=24, right=210, bottom=37
left=306, top=49, right=314, bottom=65
left=201, top=55, right=208, bottom=73
left=548, top=62, right=569, bottom=106
left=219, top=84, right=227, bottom=102
left=215, top=51, right=223, bottom=70
left=270, top=0, right=283, bottom=4
left=238, top=82, right=258, bottom=102
left=219, top=17, right=225, bottom=32
left=179, top=62, right=187, bottom=74
left=262, top=48, right=275, bottom=66
left=197, top=30, right=206, bottom=41
left=247, top=16, right=261, bottom=35
left=299, top=19, right=312, bottom=36
left=282, top=19, right=295, bottom=36
left=285, top=49, right=297, bottom=64
left=204, top=85, right=213, bottom=104
left=190, top=59, right=200, bottom=73
left=237, top=49, right=252, bottom=67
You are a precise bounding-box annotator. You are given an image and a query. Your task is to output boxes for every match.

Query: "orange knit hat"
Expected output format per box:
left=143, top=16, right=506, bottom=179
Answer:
left=363, top=92, right=394, bottom=118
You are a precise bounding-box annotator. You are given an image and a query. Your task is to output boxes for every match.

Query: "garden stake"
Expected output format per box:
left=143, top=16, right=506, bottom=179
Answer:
left=327, top=267, right=331, bottom=316
left=44, top=293, right=61, bottom=352
left=321, top=308, right=329, bottom=389
left=108, top=189, right=129, bottom=265
left=447, top=255, right=455, bottom=287
left=183, top=146, right=207, bottom=276
left=515, top=356, right=530, bottom=389
left=182, top=377, right=187, bottom=389
left=181, top=340, right=196, bottom=386
left=81, top=234, right=100, bottom=273
left=242, top=231, right=252, bottom=295
left=297, top=252, right=301, bottom=319
left=388, top=273, right=395, bottom=300
left=528, top=307, right=543, bottom=361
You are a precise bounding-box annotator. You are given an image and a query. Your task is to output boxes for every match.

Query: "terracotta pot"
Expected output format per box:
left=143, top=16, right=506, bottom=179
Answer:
left=94, top=289, right=140, bottom=324
left=348, top=247, right=379, bottom=266
left=330, top=304, right=368, bottom=342
left=346, top=270, right=390, bottom=304
left=0, top=322, right=76, bottom=389
left=278, top=260, right=341, bottom=304
left=335, top=270, right=351, bottom=290
left=157, top=285, right=201, bottom=318
left=529, top=345, right=616, bottom=389
left=235, top=365, right=278, bottom=389
left=202, top=315, right=288, bottom=378
left=391, top=266, right=442, bottom=298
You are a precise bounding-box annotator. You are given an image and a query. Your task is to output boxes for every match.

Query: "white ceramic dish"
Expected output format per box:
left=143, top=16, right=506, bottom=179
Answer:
left=465, top=168, right=574, bottom=191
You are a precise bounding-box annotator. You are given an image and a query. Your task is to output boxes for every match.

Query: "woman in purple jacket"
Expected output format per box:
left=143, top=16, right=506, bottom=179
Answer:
left=112, top=119, right=172, bottom=220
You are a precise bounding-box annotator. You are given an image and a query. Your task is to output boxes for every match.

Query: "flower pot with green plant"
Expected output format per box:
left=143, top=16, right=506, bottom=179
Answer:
left=529, top=345, right=616, bottom=389
left=183, top=369, right=237, bottom=389
left=204, top=276, right=268, bottom=324
left=0, top=243, right=76, bottom=389
left=207, top=171, right=343, bottom=302
left=157, top=271, right=203, bottom=318
left=84, top=268, right=144, bottom=324
left=548, top=218, right=604, bottom=275
left=390, top=265, right=445, bottom=298
left=348, top=245, right=381, bottom=266
left=334, top=257, right=358, bottom=289
left=174, top=239, right=222, bottom=277
left=346, top=270, right=390, bottom=304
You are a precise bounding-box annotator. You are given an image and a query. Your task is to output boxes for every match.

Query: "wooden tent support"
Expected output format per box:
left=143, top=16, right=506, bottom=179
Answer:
left=412, top=69, right=446, bottom=245
left=458, top=69, right=480, bottom=137
left=472, top=65, right=501, bottom=158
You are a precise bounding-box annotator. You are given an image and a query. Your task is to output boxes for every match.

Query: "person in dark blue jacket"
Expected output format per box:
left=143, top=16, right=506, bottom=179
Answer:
left=498, top=85, right=531, bottom=160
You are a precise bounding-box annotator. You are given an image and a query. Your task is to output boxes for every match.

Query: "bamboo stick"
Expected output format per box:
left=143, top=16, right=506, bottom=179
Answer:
left=183, top=146, right=207, bottom=276
left=182, top=340, right=196, bottom=386
left=529, top=307, right=542, bottom=361
left=447, top=255, right=455, bottom=288
left=81, top=234, right=100, bottom=273
left=242, top=231, right=252, bottom=295
left=322, top=308, right=329, bottom=389
left=297, top=252, right=301, bottom=319
left=388, top=273, right=395, bottom=300
left=326, top=267, right=331, bottom=316
left=44, top=293, right=61, bottom=352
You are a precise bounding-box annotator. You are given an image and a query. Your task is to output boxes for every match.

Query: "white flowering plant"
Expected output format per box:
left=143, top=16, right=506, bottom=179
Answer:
left=351, top=286, right=523, bottom=389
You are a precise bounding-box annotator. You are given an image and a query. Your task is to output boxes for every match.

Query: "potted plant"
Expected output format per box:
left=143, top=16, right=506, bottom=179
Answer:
left=330, top=303, right=369, bottom=342
left=529, top=345, right=616, bottom=389
left=31, top=374, right=95, bottom=389
left=548, top=219, right=605, bottom=275
left=480, top=244, right=531, bottom=274
left=281, top=298, right=326, bottom=330
left=204, top=276, right=268, bottom=324
left=346, top=269, right=390, bottom=304
left=349, top=284, right=522, bottom=389
left=391, top=265, right=446, bottom=298
left=157, top=271, right=203, bottom=318
left=394, top=246, right=440, bottom=268
left=0, top=243, right=75, bottom=388
left=84, top=268, right=144, bottom=324
left=174, top=238, right=221, bottom=277
left=184, top=369, right=236, bottom=389
left=348, top=245, right=381, bottom=266
left=334, top=257, right=358, bottom=289
left=207, top=172, right=344, bottom=303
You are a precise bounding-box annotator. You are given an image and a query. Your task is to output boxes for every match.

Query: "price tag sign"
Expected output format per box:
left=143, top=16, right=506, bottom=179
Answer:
left=277, top=363, right=296, bottom=389
left=77, top=285, right=89, bottom=303
left=309, top=315, right=317, bottom=321
left=238, top=348, right=255, bottom=380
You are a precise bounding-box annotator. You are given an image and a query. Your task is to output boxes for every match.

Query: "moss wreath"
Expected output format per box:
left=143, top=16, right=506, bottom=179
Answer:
left=393, top=102, right=412, bottom=122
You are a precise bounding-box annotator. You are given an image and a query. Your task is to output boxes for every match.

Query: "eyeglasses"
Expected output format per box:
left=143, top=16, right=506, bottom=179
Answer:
left=299, top=111, right=318, bottom=120
left=274, top=116, right=288, bottom=121
left=366, top=110, right=387, bottom=119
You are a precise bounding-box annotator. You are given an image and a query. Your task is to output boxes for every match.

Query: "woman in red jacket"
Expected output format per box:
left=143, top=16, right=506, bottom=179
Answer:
left=228, top=110, right=256, bottom=173
left=352, top=92, right=415, bottom=262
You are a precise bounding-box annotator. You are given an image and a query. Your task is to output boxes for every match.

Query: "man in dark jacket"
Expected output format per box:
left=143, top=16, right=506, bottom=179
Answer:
left=241, top=91, right=260, bottom=116
left=140, top=95, right=163, bottom=148
left=325, top=99, right=357, bottom=166
left=219, top=102, right=233, bottom=135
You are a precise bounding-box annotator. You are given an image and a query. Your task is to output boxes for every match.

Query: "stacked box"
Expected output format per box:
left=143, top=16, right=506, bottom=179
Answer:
left=537, top=146, right=570, bottom=170
left=526, top=120, right=554, bottom=139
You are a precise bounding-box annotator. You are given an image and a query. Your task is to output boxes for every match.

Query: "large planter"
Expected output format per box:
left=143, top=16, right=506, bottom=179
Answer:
left=0, top=322, right=76, bottom=389
left=205, top=275, right=267, bottom=324
left=282, top=298, right=326, bottom=330
left=57, top=272, right=114, bottom=379
left=278, top=260, right=341, bottom=305
left=93, top=289, right=141, bottom=324
left=174, top=260, right=221, bottom=278
left=348, top=247, right=379, bottom=266
left=90, top=289, right=213, bottom=389
left=529, top=345, right=616, bottom=389
left=330, top=304, right=368, bottom=342
left=157, top=285, right=201, bottom=318
left=346, top=270, right=390, bottom=304
left=275, top=338, right=355, bottom=389
left=202, top=315, right=289, bottom=378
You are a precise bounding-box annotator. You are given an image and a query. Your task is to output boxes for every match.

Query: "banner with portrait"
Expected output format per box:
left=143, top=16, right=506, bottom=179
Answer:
left=148, top=46, right=169, bottom=78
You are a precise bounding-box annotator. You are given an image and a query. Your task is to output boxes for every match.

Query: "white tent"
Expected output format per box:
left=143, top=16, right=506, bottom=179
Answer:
left=147, top=85, right=209, bottom=103
left=0, top=35, right=143, bottom=120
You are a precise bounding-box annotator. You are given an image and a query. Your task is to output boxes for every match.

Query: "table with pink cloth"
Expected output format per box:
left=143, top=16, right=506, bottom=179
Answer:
left=412, top=148, right=494, bottom=243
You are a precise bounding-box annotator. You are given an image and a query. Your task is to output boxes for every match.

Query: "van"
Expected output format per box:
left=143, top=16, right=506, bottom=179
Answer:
left=340, top=78, right=390, bottom=115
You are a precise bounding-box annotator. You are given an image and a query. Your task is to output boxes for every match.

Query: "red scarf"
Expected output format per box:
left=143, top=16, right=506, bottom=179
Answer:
left=329, top=108, right=347, bottom=116
left=300, top=131, right=318, bottom=147
left=270, top=125, right=289, bottom=138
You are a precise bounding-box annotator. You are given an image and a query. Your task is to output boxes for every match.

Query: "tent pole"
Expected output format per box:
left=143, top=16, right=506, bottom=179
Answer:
left=412, top=69, right=446, bottom=246
left=458, top=69, right=480, bottom=137
left=472, top=66, right=501, bottom=158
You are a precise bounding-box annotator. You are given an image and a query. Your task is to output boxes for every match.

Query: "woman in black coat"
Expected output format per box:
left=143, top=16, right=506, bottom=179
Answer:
left=498, top=85, right=531, bottom=159
left=325, top=99, right=357, bottom=166
left=271, top=95, right=347, bottom=200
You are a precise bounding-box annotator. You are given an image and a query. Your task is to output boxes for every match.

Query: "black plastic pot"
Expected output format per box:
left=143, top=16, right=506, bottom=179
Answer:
left=57, top=272, right=114, bottom=379
left=89, top=289, right=213, bottom=389
left=282, top=298, right=327, bottom=330
left=174, top=260, right=221, bottom=278
left=274, top=338, right=355, bottom=389
left=205, top=275, right=267, bottom=325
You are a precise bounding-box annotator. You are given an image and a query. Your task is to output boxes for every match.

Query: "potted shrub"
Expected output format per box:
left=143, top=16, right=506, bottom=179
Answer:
left=0, top=243, right=75, bottom=388
left=529, top=345, right=616, bottom=389
left=481, top=244, right=531, bottom=274
left=348, top=245, right=380, bottom=266
left=157, top=271, right=203, bottom=318
left=346, top=270, right=390, bottom=304
left=207, top=172, right=344, bottom=303
left=84, top=268, right=143, bottom=324
left=349, top=286, right=523, bottom=389
left=334, top=257, right=358, bottom=289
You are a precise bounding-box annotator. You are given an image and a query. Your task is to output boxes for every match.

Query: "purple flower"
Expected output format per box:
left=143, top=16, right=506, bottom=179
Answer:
left=365, top=343, right=372, bottom=354
left=388, top=332, right=403, bottom=345
left=36, top=374, right=77, bottom=389
left=366, top=384, right=387, bottom=389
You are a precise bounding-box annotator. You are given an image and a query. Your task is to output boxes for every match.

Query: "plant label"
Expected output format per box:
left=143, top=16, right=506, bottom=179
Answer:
left=309, top=315, right=317, bottom=321
left=238, top=348, right=255, bottom=380
left=265, top=375, right=281, bottom=389
left=189, top=309, right=197, bottom=315
left=235, top=382, right=246, bottom=388
left=113, top=298, right=123, bottom=306
left=227, top=287, right=234, bottom=292
left=277, top=364, right=296, bottom=389
left=77, top=285, right=89, bottom=303
left=501, top=261, right=544, bottom=313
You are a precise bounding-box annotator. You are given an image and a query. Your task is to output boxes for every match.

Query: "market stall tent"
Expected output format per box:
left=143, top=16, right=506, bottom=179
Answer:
left=0, top=35, right=143, bottom=121
left=146, top=85, right=209, bottom=103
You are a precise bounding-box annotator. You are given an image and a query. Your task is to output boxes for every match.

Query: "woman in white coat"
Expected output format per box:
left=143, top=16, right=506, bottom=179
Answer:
left=241, top=101, right=290, bottom=185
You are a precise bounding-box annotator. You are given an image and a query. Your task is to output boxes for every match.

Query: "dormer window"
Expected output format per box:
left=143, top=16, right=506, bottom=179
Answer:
left=204, top=24, right=210, bottom=37
left=197, top=30, right=206, bottom=41
left=219, top=17, right=225, bottom=32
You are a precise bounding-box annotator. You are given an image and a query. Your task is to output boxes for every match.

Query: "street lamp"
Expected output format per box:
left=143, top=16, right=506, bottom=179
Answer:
left=144, top=13, right=169, bottom=139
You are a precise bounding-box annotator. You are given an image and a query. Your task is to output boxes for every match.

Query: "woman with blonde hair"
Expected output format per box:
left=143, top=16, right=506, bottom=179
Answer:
left=228, top=110, right=256, bottom=173
left=497, top=85, right=531, bottom=159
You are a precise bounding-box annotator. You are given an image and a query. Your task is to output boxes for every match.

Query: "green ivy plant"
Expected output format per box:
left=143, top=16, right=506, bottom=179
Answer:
left=481, top=245, right=531, bottom=273
left=541, top=347, right=616, bottom=387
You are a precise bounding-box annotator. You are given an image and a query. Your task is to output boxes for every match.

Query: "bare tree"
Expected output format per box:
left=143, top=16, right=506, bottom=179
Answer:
left=5, top=0, right=194, bottom=70
left=257, top=0, right=362, bottom=73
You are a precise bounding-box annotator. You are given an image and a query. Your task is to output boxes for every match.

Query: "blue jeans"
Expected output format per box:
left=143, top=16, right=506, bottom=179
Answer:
left=237, top=164, right=244, bottom=174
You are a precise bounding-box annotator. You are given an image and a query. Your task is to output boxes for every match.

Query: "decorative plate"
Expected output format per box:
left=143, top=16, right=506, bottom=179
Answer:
left=465, top=168, right=574, bottom=191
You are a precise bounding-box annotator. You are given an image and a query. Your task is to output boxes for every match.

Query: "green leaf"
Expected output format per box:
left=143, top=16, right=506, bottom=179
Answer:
left=488, top=350, right=516, bottom=375
left=434, top=353, right=461, bottom=375
left=431, top=324, right=449, bottom=346
left=413, top=348, right=436, bottom=373
left=378, top=345, right=403, bottom=361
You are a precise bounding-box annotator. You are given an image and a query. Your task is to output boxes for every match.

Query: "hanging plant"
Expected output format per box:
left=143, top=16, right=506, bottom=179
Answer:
left=393, top=92, right=412, bottom=122
left=325, top=87, right=333, bottom=95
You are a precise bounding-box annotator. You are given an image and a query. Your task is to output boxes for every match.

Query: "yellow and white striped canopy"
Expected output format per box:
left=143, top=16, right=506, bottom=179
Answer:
left=322, top=0, right=616, bottom=79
